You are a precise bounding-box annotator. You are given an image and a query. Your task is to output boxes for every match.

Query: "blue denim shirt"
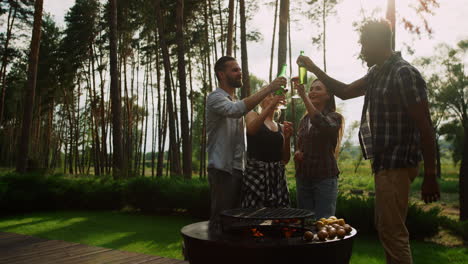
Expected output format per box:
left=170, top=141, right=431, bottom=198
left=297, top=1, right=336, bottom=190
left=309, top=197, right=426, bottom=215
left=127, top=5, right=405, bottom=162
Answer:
left=206, top=88, right=248, bottom=174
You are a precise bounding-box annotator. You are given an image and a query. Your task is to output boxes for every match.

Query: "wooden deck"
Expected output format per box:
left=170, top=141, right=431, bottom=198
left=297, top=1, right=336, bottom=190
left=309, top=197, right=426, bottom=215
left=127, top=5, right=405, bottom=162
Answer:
left=0, top=232, right=188, bottom=264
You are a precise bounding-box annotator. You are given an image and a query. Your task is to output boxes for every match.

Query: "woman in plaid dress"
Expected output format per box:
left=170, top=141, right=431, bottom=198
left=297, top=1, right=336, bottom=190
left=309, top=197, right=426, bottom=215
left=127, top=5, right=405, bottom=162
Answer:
left=241, top=93, right=294, bottom=208
left=293, top=79, right=344, bottom=220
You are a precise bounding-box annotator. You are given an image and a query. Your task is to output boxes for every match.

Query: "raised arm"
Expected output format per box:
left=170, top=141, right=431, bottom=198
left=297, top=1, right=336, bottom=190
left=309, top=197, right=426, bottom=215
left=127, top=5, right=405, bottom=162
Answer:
left=243, top=77, right=286, bottom=111
left=282, top=121, right=293, bottom=164
left=297, top=55, right=367, bottom=100
left=207, top=92, right=248, bottom=119
left=245, top=96, right=285, bottom=136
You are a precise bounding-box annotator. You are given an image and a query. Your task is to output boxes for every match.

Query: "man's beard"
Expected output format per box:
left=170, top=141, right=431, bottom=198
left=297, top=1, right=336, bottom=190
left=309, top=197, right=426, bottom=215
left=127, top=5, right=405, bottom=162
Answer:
left=227, top=76, right=243, bottom=88
left=365, top=59, right=376, bottom=67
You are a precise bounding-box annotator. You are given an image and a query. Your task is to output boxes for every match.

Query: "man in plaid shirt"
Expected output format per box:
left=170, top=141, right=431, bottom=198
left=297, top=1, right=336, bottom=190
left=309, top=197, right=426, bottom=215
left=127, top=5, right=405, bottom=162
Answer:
left=297, top=19, right=440, bottom=264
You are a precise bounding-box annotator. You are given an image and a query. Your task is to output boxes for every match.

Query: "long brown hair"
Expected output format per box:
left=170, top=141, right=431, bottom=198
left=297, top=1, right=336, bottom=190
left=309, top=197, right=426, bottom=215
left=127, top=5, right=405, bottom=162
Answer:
left=301, top=79, right=344, bottom=158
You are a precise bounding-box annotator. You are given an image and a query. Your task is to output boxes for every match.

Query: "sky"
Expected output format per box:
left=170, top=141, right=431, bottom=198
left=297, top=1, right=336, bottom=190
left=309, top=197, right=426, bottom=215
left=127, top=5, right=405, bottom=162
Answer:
left=43, top=0, right=468, bottom=143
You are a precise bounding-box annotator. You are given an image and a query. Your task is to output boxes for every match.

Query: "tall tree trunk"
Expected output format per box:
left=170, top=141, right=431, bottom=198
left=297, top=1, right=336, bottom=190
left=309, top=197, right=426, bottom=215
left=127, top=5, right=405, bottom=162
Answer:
left=123, top=56, right=133, bottom=175
left=149, top=56, right=157, bottom=178
left=177, top=0, right=192, bottom=179
left=233, top=0, right=238, bottom=58
left=89, top=50, right=101, bottom=175
left=0, top=4, right=17, bottom=125
left=217, top=0, right=225, bottom=55
left=141, top=62, right=149, bottom=177
left=109, top=0, right=125, bottom=179
left=239, top=0, right=250, bottom=99
left=208, top=0, right=218, bottom=60
left=322, top=0, right=327, bottom=72
left=150, top=58, right=156, bottom=178
left=62, top=86, right=74, bottom=174
left=96, top=43, right=108, bottom=174
left=75, top=83, right=82, bottom=174
left=269, top=0, right=279, bottom=82
left=33, top=96, right=42, bottom=155
left=43, top=102, right=53, bottom=168
left=435, top=137, right=441, bottom=178
left=460, top=123, right=468, bottom=221
left=155, top=0, right=182, bottom=176
left=64, top=133, right=68, bottom=174
left=277, top=0, right=289, bottom=76
left=16, top=0, right=43, bottom=173
left=188, top=53, right=194, bottom=143
left=155, top=44, right=165, bottom=178
left=226, top=0, right=235, bottom=56
left=288, top=10, right=296, bottom=151
left=386, top=0, right=396, bottom=51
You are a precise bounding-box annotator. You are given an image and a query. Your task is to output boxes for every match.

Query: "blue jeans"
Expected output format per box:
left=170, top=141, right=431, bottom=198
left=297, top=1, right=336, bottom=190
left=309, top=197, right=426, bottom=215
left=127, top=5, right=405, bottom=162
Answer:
left=295, top=176, right=338, bottom=220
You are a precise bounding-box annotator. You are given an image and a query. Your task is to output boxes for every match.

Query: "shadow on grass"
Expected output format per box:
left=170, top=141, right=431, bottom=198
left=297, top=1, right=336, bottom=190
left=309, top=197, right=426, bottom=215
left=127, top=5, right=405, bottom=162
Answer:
left=0, top=211, right=197, bottom=259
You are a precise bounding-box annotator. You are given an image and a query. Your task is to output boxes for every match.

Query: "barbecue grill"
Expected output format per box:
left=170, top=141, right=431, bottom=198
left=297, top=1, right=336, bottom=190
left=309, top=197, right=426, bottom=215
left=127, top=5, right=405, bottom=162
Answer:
left=181, top=207, right=357, bottom=264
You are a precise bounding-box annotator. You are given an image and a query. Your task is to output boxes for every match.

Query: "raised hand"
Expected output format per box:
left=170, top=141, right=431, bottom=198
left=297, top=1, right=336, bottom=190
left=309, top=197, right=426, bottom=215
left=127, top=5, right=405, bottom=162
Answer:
left=293, top=80, right=306, bottom=98
left=294, top=150, right=304, bottom=163
left=269, top=76, right=287, bottom=94
left=282, top=121, right=293, bottom=138
left=269, top=95, right=286, bottom=110
left=296, top=55, right=316, bottom=71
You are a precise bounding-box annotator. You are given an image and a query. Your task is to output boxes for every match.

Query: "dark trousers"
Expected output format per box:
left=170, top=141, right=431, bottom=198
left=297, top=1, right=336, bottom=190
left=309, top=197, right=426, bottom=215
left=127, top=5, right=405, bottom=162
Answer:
left=208, top=168, right=243, bottom=232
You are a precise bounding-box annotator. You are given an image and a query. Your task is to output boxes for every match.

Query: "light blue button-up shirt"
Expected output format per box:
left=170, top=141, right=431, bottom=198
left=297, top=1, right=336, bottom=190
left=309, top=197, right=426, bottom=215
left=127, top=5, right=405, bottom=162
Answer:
left=206, top=88, right=248, bottom=174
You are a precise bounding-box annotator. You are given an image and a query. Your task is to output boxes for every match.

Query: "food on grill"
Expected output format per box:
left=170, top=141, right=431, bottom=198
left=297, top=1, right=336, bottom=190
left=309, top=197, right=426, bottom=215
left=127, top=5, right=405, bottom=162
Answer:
left=303, top=231, right=314, bottom=241
left=336, top=228, right=346, bottom=239
left=344, top=224, right=352, bottom=234
left=327, top=227, right=337, bottom=239
left=317, top=229, right=328, bottom=241
left=337, top=218, right=346, bottom=226
left=313, top=217, right=353, bottom=241
left=315, top=221, right=325, bottom=229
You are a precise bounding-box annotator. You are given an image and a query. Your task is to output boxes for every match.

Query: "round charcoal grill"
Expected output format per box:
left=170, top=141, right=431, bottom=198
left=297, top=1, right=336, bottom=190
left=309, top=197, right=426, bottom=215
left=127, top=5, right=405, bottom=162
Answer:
left=181, top=207, right=357, bottom=264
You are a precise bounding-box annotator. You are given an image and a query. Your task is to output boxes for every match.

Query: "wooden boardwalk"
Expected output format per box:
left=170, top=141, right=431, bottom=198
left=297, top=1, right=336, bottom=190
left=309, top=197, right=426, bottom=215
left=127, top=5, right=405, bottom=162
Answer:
left=0, top=232, right=188, bottom=264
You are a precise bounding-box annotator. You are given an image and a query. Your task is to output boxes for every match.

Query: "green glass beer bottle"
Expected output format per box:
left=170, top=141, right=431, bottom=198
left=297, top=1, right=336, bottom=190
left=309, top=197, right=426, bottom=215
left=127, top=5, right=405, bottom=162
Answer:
left=299, top=51, right=307, bottom=85
left=275, top=63, right=287, bottom=95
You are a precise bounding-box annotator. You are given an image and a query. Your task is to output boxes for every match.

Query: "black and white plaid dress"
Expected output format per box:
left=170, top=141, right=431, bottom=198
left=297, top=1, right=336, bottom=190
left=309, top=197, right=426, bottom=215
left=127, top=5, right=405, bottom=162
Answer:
left=241, top=122, right=290, bottom=208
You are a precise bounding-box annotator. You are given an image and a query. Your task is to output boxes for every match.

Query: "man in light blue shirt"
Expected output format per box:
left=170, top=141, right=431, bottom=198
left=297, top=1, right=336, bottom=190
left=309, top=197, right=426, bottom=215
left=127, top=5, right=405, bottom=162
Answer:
left=206, top=56, right=286, bottom=232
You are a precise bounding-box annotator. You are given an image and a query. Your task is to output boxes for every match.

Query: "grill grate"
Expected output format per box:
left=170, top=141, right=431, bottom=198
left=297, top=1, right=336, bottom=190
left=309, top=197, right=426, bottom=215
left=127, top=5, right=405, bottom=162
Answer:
left=220, top=208, right=314, bottom=237
left=221, top=207, right=313, bottom=220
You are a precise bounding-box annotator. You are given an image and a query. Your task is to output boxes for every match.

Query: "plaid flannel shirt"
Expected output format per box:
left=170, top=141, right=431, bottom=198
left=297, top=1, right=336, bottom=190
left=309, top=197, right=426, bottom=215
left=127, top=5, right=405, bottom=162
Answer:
left=295, top=110, right=342, bottom=179
left=359, top=52, right=428, bottom=173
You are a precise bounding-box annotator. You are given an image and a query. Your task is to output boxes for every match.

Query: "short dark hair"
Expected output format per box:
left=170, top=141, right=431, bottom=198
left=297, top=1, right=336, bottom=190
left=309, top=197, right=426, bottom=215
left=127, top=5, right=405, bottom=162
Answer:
left=359, top=19, right=393, bottom=48
left=214, top=56, right=236, bottom=81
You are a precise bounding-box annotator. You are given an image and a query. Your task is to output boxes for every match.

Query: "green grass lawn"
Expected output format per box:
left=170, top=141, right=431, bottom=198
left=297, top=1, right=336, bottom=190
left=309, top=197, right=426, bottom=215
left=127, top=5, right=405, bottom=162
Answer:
left=0, top=211, right=466, bottom=263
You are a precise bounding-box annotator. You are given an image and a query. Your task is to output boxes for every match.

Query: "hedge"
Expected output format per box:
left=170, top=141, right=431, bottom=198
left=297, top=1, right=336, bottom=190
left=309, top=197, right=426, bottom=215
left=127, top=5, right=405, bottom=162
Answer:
left=0, top=172, right=451, bottom=240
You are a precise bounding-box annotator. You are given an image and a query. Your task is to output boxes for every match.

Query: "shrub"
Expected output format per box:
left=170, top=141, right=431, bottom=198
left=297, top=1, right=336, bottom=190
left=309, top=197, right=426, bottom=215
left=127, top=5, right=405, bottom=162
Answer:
left=0, top=172, right=124, bottom=214
left=335, top=194, right=376, bottom=235
left=0, top=173, right=445, bottom=240
left=439, top=217, right=468, bottom=242
left=335, top=194, right=441, bottom=239
left=406, top=205, right=440, bottom=240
